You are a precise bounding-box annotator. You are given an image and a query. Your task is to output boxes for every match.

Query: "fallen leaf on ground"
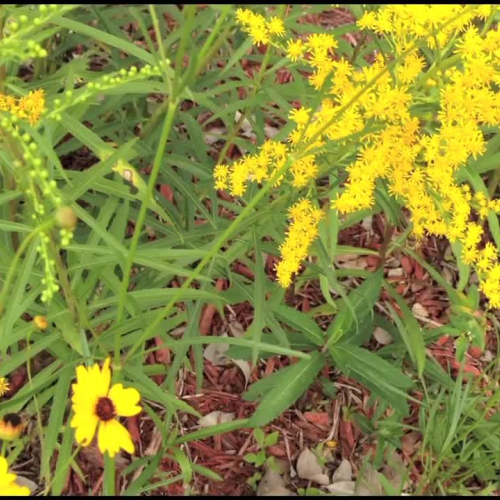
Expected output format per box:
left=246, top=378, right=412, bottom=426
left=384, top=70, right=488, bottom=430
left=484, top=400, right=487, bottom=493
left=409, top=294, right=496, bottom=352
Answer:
left=355, top=465, right=384, bottom=496
left=326, top=480, right=356, bottom=495
left=203, top=333, right=230, bottom=366
left=296, top=448, right=329, bottom=485
left=15, top=476, right=38, bottom=494
left=198, top=411, right=235, bottom=428
left=331, top=459, right=352, bottom=483
left=373, top=326, right=393, bottom=345
left=257, top=468, right=286, bottom=496
left=304, top=411, right=330, bottom=427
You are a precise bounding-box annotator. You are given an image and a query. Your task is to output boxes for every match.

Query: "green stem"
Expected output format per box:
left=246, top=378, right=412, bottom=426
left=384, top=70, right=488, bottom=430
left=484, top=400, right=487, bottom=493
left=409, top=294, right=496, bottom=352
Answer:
left=488, top=167, right=500, bottom=198
left=115, top=100, right=179, bottom=361
left=0, top=220, right=53, bottom=318
left=103, top=454, right=116, bottom=496
left=376, top=221, right=395, bottom=270
left=124, top=153, right=296, bottom=364
left=216, top=38, right=274, bottom=165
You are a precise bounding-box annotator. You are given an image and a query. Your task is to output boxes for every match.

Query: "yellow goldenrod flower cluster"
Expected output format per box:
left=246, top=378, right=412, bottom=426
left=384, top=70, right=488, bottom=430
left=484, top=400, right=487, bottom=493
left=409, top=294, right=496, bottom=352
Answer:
left=275, top=199, right=324, bottom=288
left=219, top=5, right=500, bottom=305
left=0, top=456, right=30, bottom=496
left=214, top=140, right=288, bottom=196
left=236, top=8, right=285, bottom=46
left=71, top=358, right=142, bottom=458
left=357, top=5, right=493, bottom=52
left=0, top=90, right=46, bottom=125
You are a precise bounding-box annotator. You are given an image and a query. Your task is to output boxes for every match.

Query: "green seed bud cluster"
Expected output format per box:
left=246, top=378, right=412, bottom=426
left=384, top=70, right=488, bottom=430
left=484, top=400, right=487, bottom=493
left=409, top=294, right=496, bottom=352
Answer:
left=38, top=233, right=59, bottom=303
left=47, top=64, right=164, bottom=122
left=1, top=114, right=76, bottom=304
left=1, top=5, right=74, bottom=63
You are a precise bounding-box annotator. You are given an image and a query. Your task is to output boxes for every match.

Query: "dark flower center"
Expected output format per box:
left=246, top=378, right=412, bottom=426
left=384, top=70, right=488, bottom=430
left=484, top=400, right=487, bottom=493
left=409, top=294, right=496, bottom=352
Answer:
left=95, top=397, right=116, bottom=421
left=4, top=413, right=22, bottom=427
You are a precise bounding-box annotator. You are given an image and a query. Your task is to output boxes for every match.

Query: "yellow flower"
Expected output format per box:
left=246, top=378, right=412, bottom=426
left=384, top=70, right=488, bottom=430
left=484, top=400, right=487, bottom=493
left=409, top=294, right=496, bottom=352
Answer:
left=0, top=414, right=25, bottom=441
left=0, top=456, right=30, bottom=496
left=267, top=17, right=285, bottom=37
left=286, top=39, right=305, bottom=62
left=275, top=199, right=323, bottom=288
left=70, top=358, right=142, bottom=458
left=289, top=107, right=311, bottom=127
left=0, top=89, right=46, bottom=125
left=0, top=378, right=9, bottom=397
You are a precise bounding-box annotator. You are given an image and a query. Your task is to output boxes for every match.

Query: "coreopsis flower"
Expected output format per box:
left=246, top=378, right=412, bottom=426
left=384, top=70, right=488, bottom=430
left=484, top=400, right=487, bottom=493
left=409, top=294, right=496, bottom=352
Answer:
left=70, top=358, right=141, bottom=458
left=0, top=414, right=24, bottom=441
left=0, top=456, right=30, bottom=496
left=0, top=378, right=9, bottom=397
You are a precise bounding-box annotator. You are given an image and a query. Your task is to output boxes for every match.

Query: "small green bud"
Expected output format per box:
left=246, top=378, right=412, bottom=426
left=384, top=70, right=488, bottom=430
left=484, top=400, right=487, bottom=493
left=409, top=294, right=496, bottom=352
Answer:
left=10, top=22, right=19, bottom=31
left=22, top=133, right=30, bottom=143
left=54, top=98, right=61, bottom=106
left=49, top=180, right=57, bottom=188
left=38, top=48, right=48, bottom=58
left=120, top=68, right=127, bottom=76
left=29, top=170, right=37, bottom=178
left=34, top=18, right=41, bottom=26
left=33, top=158, right=42, bottom=168
left=40, top=5, right=47, bottom=12
left=50, top=4, right=57, bottom=10
left=27, top=40, right=35, bottom=49
left=88, top=82, right=94, bottom=89
left=29, top=142, right=37, bottom=151
left=19, top=15, right=28, bottom=23
left=54, top=113, right=62, bottom=122
left=65, top=90, right=73, bottom=98
left=10, top=115, right=18, bottom=124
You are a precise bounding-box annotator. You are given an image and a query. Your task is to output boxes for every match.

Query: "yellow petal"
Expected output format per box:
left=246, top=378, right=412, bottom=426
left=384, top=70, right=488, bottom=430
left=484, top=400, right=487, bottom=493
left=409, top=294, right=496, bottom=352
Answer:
left=0, top=483, right=30, bottom=496
left=97, top=419, right=134, bottom=458
left=108, top=384, right=142, bottom=417
left=89, top=358, right=111, bottom=398
left=0, top=456, right=9, bottom=479
left=71, top=413, right=99, bottom=447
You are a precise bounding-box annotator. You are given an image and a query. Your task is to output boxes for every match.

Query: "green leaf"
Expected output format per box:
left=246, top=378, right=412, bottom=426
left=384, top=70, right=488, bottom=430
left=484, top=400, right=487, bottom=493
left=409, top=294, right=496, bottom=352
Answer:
left=248, top=351, right=325, bottom=427
left=272, top=304, right=324, bottom=346
left=52, top=16, right=156, bottom=65
left=330, top=343, right=414, bottom=415
left=327, top=269, right=383, bottom=346
left=122, top=363, right=200, bottom=417
left=384, top=282, right=426, bottom=377
left=41, top=365, right=74, bottom=485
